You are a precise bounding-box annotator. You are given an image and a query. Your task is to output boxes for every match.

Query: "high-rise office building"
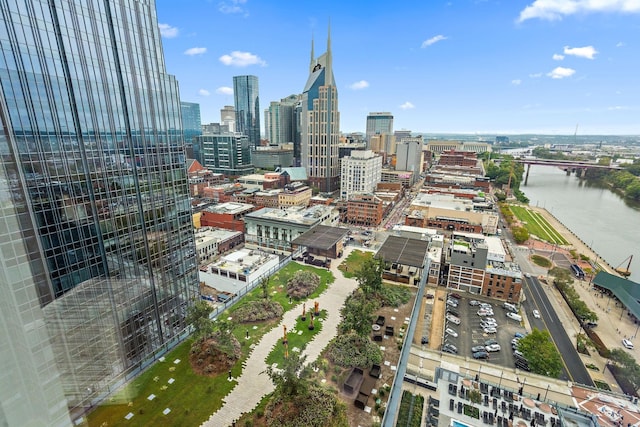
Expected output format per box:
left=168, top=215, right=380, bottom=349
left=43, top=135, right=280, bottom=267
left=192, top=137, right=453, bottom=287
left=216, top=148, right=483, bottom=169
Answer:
left=301, top=28, right=341, bottom=193
left=396, top=136, right=424, bottom=184
left=181, top=101, right=203, bottom=163
left=0, top=0, right=198, bottom=422
left=199, top=133, right=254, bottom=176
left=221, top=105, right=236, bottom=131
left=366, top=112, right=394, bottom=141
left=233, top=75, right=261, bottom=148
left=268, top=94, right=300, bottom=146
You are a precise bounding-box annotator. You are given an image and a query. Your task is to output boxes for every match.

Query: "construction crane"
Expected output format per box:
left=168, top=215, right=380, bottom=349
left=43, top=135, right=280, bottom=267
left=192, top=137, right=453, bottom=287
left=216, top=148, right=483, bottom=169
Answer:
left=615, top=255, right=633, bottom=278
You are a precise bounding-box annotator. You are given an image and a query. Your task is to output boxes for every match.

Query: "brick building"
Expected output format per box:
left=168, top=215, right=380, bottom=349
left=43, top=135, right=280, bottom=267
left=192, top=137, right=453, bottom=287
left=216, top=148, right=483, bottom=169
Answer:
left=200, top=202, right=256, bottom=232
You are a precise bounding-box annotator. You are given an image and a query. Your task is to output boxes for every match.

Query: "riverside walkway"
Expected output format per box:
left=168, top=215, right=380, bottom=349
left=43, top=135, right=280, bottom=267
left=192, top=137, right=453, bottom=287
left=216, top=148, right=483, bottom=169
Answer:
left=201, top=247, right=360, bottom=427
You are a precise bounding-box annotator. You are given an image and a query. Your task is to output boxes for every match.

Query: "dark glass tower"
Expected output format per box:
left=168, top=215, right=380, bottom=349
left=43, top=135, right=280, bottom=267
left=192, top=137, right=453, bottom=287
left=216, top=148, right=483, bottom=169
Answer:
left=233, top=75, right=261, bottom=148
left=181, top=101, right=203, bottom=163
left=0, top=0, right=198, bottom=417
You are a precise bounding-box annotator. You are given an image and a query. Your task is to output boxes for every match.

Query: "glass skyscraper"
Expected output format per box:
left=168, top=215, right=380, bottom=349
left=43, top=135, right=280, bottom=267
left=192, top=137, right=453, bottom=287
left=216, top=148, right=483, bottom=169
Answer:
left=233, top=75, right=261, bottom=148
left=301, top=28, right=341, bottom=193
left=0, top=0, right=198, bottom=422
left=181, top=101, right=203, bottom=164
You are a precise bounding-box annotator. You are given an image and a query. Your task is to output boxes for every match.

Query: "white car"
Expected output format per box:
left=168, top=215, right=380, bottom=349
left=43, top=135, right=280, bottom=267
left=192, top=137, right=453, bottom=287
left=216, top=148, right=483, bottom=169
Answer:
left=532, top=309, right=541, bottom=319
left=622, top=339, right=634, bottom=349
left=483, top=327, right=498, bottom=334
left=477, top=310, right=494, bottom=317
left=447, top=299, right=459, bottom=308
left=445, top=328, right=459, bottom=338
left=481, top=321, right=498, bottom=329
left=485, top=343, right=501, bottom=352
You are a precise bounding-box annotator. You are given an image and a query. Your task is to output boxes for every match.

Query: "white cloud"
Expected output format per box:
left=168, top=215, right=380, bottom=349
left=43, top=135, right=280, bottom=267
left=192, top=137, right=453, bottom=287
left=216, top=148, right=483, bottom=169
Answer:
left=511, top=79, right=522, bottom=85
left=349, top=80, right=370, bottom=90
left=547, top=66, right=576, bottom=79
left=518, top=0, right=640, bottom=22
left=421, top=35, right=447, bottom=48
left=564, top=45, right=597, bottom=59
left=216, top=86, right=233, bottom=95
left=184, top=47, right=207, bottom=56
left=399, top=102, right=415, bottom=110
left=198, top=89, right=210, bottom=96
left=219, top=0, right=247, bottom=14
left=607, top=105, right=628, bottom=110
left=616, top=41, right=625, bottom=47
left=219, top=51, right=266, bottom=67
left=529, top=72, right=543, bottom=78
left=553, top=53, right=565, bottom=60
left=158, top=23, right=178, bottom=38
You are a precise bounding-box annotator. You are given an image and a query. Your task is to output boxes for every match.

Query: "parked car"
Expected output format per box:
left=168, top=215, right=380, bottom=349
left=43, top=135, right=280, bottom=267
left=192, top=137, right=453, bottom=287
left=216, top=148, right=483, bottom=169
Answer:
left=473, top=351, right=490, bottom=360
left=421, top=336, right=429, bottom=344
left=443, top=343, right=458, bottom=354
left=447, top=308, right=460, bottom=317
left=506, top=312, right=523, bottom=321
left=445, top=328, right=459, bottom=338
left=532, top=309, right=541, bottom=319
left=477, top=310, right=493, bottom=317
left=513, top=350, right=526, bottom=359
left=447, top=299, right=459, bottom=308
left=485, top=343, right=501, bottom=352
left=514, top=332, right=527, bottom=339
left=446, top=313, right=461, bottom=325
left=622, top=339, right=634, bottom=349
left=469, top=300, right=481, bottom=306
left=483, top=327, right=498, bottom=334
left=515, top=359, right=531, bottom=371
left=484, top=339, right=498, bottom=346
left=481, top=323, right=497, bottom=330
left=511, top=338, right=521, bottom=346
left=425, top=293, right=435, bottom=299
left=450, top=293, right=462, bottom=299
left=471, top=345, right=486, bottom=353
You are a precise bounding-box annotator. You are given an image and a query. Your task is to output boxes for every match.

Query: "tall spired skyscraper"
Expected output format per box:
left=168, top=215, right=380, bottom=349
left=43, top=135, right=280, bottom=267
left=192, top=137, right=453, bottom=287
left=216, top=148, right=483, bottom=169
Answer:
left=301, top=27, right=341, bottom=193
left=0, top=0, right=198, bottom=423
left=233, top=75, right=261, bottom=148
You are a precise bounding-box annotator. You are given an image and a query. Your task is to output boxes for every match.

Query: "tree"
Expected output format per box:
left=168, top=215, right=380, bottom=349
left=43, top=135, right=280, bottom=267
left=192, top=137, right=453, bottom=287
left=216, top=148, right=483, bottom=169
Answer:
left=517, top=329, right=563, bottom=378
left=260, top=276, right=270, bottom=300
left=354, top=256, right=384, bottom=295
left=511, top=226, right=530, bottom=244
left=339, top=291, right=379, bottom=336
left=185, top=300, right=214, bottom=340
left=264, top=351, right=309, bottom=398
left=549, top=267, right=573, bottom=288
left=609, top=348, right=640, bottom=393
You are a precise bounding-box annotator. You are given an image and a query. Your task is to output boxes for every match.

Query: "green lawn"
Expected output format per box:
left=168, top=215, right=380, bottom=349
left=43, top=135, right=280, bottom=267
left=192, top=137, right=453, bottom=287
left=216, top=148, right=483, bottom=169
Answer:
left=338, top=249, right=373, bottom=278
left=531, top=254, right=552, bottom=268
left=87, top=262, right=336, bottom=427
left=509, top=205, right=569, bottom=245
left=265, top=310, right=326, bottom=366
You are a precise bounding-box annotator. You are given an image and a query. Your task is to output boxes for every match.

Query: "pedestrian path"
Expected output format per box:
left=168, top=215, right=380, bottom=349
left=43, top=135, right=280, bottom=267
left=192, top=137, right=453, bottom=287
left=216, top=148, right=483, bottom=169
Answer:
left=201, top=247, right=359, bottom=427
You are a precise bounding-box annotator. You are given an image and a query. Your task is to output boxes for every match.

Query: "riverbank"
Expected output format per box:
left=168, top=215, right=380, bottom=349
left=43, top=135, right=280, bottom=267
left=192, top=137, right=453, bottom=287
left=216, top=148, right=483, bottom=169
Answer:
left=523, top=207, right=639, bottom=394
left=528, top=206, right=621, bottom=277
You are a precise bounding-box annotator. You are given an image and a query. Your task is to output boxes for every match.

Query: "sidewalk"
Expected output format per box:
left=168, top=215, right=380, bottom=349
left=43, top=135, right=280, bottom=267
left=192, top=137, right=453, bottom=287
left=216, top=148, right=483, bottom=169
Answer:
left=201, top=247, right=359, bottom=427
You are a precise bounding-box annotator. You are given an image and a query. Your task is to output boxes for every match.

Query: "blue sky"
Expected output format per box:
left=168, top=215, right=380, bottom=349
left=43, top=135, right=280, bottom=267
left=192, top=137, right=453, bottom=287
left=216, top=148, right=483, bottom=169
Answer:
left=156, top=0, right=640, bottom=135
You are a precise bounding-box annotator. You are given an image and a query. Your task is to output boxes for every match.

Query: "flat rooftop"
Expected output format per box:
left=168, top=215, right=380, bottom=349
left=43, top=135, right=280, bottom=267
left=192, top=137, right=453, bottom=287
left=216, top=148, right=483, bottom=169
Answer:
left=205, top=202, right=254, bottom=215
left=376, top=235, right=430, bottom=268
left=291, top=225, right=349, bottom=250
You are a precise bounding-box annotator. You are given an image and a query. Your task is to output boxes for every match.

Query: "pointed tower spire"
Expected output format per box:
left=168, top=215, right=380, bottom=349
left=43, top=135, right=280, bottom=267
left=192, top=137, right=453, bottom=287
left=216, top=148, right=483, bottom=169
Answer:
left=325, top=21, right=333, bottom=86
left=309, top=33, right=315, bottom=73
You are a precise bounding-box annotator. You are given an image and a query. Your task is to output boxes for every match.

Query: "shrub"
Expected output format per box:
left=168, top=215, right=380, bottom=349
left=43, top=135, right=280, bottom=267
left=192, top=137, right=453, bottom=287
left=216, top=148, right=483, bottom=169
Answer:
left=234, top=300, right=284, bottom=323
left=287, top=271, right=321, bottom=299
left=326, top=331, right=383, bottom=368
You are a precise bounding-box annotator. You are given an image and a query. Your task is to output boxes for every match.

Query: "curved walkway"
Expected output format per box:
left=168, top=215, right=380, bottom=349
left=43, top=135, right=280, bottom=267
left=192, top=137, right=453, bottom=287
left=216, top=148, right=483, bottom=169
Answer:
left=201, top=247, right=359, bottom=427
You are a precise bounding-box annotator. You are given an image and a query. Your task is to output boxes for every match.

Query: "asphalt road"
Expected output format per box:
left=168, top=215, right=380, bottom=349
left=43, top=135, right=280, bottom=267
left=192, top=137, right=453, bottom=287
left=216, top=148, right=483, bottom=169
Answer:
left=522, top=276, right=595, bottom=387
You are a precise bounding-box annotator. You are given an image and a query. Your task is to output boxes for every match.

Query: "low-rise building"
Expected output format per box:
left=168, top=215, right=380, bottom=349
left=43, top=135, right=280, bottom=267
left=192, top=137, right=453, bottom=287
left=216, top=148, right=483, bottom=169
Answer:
left=244, top=205, right=339, bottom=254
left=344, top=194, right=389, bottom=227
left=199, top=248, right=279, bottom=294
left=278, top=183, right=312, bottom=208
left=200, top=202, right=256, bottom=232
left=391, top=225, right=444, bottom=285
left=194, top=227, right=244, bottom=264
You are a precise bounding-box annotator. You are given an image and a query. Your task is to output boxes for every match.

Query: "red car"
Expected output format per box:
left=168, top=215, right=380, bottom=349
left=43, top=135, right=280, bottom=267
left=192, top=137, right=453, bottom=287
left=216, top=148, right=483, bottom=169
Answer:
left=450, top=293, right=462, bottom=299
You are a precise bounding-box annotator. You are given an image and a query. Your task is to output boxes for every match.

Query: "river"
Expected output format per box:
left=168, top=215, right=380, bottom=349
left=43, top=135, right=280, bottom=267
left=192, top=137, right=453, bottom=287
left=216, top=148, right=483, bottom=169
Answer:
left=521, top=166, right=640, bottom=282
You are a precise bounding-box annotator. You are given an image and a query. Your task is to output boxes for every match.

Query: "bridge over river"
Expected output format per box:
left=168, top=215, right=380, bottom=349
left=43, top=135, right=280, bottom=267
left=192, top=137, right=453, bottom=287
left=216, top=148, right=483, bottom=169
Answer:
left=515, top=158, right=620, bottom=185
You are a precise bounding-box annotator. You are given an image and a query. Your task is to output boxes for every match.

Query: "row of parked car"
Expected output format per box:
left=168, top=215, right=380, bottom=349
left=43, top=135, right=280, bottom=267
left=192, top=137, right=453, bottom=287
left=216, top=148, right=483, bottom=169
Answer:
left=442, top=293, right=463, bottom=354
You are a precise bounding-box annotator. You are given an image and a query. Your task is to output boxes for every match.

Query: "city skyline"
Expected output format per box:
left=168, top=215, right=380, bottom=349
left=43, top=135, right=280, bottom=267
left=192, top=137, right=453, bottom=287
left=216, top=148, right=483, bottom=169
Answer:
left=156, top=0, right=640, bottom=135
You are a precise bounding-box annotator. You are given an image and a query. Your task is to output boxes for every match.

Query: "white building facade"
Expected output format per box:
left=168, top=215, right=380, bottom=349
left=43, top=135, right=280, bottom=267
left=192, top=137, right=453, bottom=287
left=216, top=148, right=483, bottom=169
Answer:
left=340, top=150, right=383, bottom=200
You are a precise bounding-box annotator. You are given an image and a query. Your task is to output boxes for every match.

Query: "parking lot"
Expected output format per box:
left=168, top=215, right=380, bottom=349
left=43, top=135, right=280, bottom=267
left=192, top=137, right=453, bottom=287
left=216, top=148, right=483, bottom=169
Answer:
left=440, top=292, right=529, bottom=369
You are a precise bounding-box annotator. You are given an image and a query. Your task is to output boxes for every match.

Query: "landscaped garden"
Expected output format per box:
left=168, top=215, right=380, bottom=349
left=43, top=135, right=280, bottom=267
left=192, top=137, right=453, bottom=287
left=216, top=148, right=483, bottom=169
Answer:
left=86, top=262, right=334, bottom=427
left=508, top=205, right=569, bottom=245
